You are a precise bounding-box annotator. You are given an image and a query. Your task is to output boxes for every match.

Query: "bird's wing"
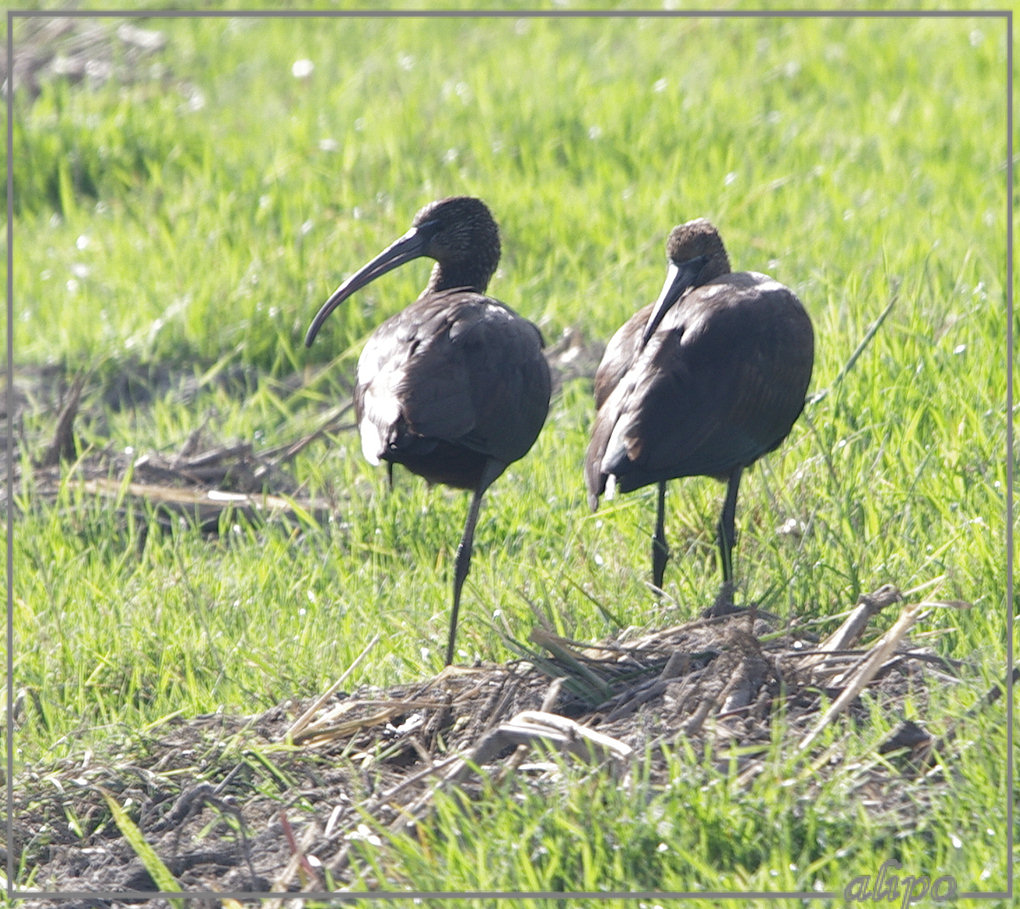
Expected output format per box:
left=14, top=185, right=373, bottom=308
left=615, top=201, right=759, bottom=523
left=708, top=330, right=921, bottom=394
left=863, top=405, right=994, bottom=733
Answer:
left=593, top=305, right=651, bottom=409
left=357, top=293, right=551, bottom=466
left=592, top=276, right=813, bottom=486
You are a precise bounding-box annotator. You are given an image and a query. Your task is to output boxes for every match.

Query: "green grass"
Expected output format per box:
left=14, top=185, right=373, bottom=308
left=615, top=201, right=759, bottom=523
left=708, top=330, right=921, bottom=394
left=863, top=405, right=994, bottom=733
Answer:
left=352, top=730, right=1007, bottom=899
left=6, top=10, right=1012, bottom=897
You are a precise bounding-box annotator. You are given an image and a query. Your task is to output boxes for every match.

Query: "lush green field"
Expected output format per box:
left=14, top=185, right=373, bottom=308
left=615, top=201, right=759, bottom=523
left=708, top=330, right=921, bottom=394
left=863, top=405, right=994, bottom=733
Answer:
left=6, top=10, right=1012, bottom=899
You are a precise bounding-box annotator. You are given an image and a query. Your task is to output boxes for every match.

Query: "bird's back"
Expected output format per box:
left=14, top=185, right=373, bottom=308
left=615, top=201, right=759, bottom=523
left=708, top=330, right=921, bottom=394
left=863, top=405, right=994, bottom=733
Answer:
left=356, top=290, right=551, bottom=489
left=586, top=271, right=813, bottom=502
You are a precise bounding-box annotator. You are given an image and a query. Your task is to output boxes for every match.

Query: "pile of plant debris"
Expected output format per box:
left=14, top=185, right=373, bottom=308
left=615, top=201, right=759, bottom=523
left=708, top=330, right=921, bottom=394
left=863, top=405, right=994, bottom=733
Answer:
left=11, top=580, right=1005, bottom=903
left=4, top=363, right=343, bottom=533
left=4, top=17, right=169, bottom=100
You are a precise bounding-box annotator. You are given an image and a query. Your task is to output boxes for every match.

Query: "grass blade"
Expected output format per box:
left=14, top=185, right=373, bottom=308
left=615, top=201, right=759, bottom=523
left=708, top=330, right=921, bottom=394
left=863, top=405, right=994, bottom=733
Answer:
left=97, top=786, right=185, bottom=904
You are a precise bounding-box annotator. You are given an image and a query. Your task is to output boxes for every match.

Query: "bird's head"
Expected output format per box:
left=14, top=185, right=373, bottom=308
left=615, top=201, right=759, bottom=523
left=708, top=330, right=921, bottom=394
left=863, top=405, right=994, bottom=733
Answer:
left=305, top=196, right=501, bottom=348
left=642, top=218, right=731, bottom=345
left=412, top=196, right=501, bottom=294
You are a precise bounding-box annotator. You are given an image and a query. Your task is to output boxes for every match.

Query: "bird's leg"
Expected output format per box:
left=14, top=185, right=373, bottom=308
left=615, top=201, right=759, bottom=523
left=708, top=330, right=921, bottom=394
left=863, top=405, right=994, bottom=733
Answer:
left=446, top=458, right=506, bottom=666
left=704, top=468, right=743, bottom=618
left=717, top=466, right=742, bottom=584
left=652, top=481, right=670, bottom=590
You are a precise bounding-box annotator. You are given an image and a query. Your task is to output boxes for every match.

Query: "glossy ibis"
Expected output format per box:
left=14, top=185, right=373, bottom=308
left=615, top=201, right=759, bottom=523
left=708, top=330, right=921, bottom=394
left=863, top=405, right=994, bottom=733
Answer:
left=585, top=218, right=814, bottom=592
left=305, top=196, right=551, bottom=664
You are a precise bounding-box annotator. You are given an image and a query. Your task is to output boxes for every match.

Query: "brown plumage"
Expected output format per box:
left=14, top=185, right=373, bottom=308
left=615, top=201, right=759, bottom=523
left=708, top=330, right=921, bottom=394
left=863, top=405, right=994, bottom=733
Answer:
left=585, top=218, right=814, bottom=589
left=305, top=196, right=551, bottom=664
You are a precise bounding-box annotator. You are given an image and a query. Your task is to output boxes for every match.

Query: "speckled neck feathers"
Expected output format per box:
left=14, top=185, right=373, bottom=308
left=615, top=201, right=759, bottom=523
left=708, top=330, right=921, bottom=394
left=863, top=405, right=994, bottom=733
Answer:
left=414, top=196, right=501, bottom=294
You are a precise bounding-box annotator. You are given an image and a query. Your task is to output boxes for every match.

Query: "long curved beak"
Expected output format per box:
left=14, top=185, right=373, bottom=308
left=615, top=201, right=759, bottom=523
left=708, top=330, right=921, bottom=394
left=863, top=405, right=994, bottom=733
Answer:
left=641, top=255, right=707, bottom=346
left=304, top=226, right=428, bottom=347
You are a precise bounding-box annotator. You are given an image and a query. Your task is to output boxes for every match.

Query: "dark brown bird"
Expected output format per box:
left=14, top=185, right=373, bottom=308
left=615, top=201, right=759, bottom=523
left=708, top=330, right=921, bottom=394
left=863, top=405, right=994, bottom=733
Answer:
left=585, top=218, right=814, bottom=591
left=305, top=196, right=551, bottom=665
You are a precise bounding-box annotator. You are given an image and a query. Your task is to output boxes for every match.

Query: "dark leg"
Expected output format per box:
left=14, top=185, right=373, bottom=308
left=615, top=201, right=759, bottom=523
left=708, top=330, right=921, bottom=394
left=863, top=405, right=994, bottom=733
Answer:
left=652, top=481, right=669, bottom=589
left=717, top=467, right=743, bottom=584
left=702, top=467, right=743, bottom=618
left=446, top=458, right=506, bottom=666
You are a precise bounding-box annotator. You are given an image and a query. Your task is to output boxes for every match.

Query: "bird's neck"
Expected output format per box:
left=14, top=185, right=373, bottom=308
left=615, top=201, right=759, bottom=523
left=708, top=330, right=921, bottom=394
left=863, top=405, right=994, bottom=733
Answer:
left=426, top=260, right=494, bottom=294
left=698, top=250, right=731, bottom=285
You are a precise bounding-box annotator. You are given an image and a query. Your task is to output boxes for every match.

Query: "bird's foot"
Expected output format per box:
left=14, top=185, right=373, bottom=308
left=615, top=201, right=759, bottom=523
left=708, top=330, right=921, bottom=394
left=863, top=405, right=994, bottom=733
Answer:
left=702, top=580, right=740, bottom=618
left=701, top=583, right=779, bottom=636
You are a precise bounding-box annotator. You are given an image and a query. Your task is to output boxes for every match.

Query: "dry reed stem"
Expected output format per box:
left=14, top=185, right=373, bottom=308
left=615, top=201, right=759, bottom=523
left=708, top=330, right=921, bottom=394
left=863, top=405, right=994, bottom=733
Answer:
left=283, top=633, right=380, bottom=743
left=798, top=599, right=924, bottom=754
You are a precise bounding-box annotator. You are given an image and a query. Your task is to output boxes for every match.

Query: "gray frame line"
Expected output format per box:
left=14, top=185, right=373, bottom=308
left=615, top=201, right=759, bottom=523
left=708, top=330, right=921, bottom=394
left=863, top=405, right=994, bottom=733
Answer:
left=4, top=8, right=1014, bottom=903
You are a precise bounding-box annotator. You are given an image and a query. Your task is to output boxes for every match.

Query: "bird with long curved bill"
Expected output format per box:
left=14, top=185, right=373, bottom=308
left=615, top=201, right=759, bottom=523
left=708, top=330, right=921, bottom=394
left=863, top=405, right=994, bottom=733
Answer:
left=305, top=196, right=551, bottom=665
left=585, top=218, right=814, bottom=597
